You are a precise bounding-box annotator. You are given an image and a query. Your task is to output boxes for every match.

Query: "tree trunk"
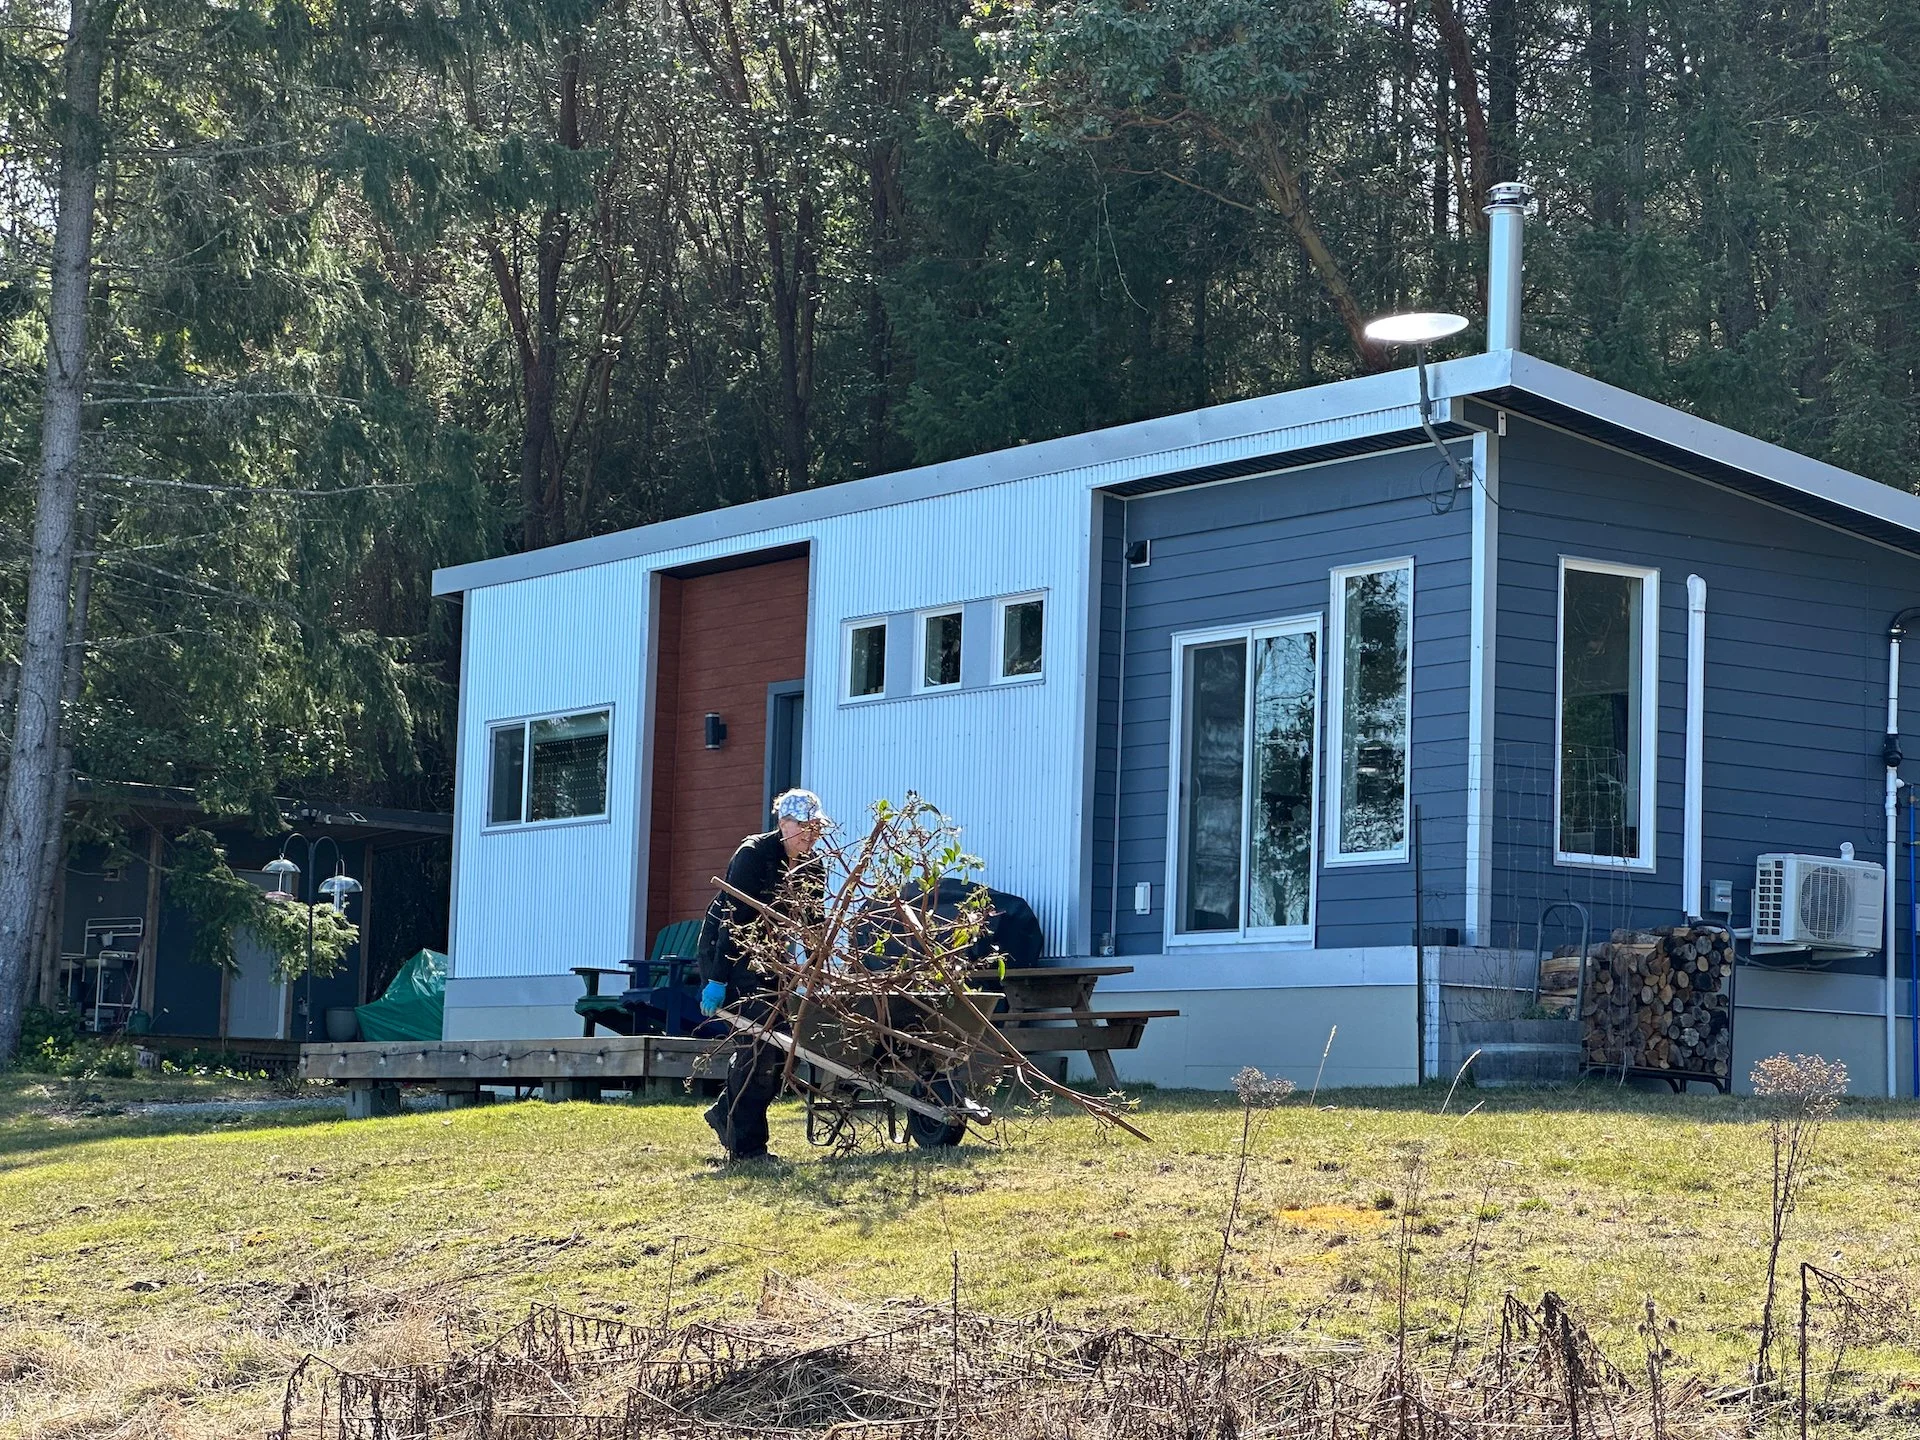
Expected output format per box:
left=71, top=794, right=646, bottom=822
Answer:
left=23, top=502, right=97, bottom=996
left=0, top=0, right=112, bottom=1066
left=1238, top=118, right=1382, bottom=368
left=1430, top=0, right=1492, bottom=224
left=1487, top=0, right=1519, bottom=183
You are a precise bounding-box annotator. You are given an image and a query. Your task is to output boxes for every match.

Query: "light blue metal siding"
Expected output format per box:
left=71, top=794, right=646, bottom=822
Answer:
left=452, top=560, right=650, bottom=979
left=1107, top=446, right=1475, bottom=956
left=1491, top=416, right=1920, bottom=981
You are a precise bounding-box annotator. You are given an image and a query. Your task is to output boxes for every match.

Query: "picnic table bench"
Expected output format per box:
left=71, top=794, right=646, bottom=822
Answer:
left=974, top=964, right=1174, bottom=1089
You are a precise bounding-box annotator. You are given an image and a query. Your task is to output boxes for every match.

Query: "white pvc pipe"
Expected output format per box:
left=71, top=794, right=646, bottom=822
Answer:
left=1887, top=633, right=1901, bottom=1099
left=1684, top=577, right=1706, bottom=919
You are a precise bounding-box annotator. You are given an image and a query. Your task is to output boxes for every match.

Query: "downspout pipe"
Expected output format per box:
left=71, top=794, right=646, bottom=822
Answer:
left=1683, top=577, right=1707, bottom=920
left=1884, top=608, right=1920, bottom=1097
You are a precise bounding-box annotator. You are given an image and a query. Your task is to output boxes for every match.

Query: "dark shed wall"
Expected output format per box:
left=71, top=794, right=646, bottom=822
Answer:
left=1106, top=446, right=1475, bottom=956
left=1492, top=416, right=1920, bottom=982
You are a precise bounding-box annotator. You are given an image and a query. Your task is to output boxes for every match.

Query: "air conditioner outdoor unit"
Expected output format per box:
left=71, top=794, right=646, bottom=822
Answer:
left=1753, top=853, right=1884, bottom=951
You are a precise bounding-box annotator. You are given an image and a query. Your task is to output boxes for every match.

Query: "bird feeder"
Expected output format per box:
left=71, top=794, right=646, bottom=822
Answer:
left=263, top=856, right=301, bottom=904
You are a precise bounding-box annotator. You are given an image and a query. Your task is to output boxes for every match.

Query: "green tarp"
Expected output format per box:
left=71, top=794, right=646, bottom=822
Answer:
left=354, top=949, right=447, bottom=1042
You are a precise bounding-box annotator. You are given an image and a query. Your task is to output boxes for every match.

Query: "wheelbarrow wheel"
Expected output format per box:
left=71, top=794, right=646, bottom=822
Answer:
left=905, top=1075, right=967, bottom=1149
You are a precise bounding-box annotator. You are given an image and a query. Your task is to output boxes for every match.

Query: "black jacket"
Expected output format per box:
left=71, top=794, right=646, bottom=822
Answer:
left=695, top=830, right=825, bottom=995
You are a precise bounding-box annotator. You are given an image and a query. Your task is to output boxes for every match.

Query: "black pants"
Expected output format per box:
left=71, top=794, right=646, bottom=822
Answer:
left=711, top=993, right=784, bottom=1157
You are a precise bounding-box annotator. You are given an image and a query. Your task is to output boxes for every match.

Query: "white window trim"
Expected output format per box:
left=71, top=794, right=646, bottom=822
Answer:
left=992, top=591, right=1047, bottom=684
left=1324, top=557, right=1414, bottom=867
left=1163, top=615, right=1323, bottom=948
left=483, top=704, right=615, bottom=832
left=1554, top=557, right=1659, bottom=872
left=842, top=617, right=888, bottom=704
left=915, top=606, right=964, bottom=692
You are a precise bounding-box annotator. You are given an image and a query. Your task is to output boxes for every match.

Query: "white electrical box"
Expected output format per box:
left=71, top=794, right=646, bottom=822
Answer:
left=1753, top=853, right=1884, bottom=951
left=1133, top=882, right=1152, bottom=915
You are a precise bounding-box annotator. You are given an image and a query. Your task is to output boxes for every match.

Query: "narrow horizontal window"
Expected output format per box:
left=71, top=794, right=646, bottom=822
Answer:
left=1557, top=560, right=1658, bottom=868
left=846, top=621, right=886, bottom=699
left=920, top=609, right=962, bottom=690
left=1328, top=560, right=1412, bottom=863
left=998, top=595, right=1045, bottom=680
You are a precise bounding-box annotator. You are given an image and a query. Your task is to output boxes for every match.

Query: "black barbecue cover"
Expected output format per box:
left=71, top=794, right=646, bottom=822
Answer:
left=853, top=879, right=1044, bottom=970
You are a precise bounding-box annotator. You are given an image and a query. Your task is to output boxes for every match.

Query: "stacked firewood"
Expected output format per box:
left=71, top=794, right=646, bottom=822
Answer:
left=1576, top=925, right=1734, bottom=1079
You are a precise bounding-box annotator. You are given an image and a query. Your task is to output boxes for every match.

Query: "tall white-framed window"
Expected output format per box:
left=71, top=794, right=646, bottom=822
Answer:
left=1166, top=616, right=1321, bottom=944
left=1556, top=558, right=1659, bottom=869
left=486, top=707, right=612, bottom=828
left=994, top=592, right=1045, bottom=682
left=1326, top=558, right=1413, bottom=864
left=917, top=607, right=963, bottom=691
left=844, top=618, right=887, bottom=701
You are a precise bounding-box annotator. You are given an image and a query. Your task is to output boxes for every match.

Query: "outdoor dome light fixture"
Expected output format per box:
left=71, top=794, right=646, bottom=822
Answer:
left=318, top=870, right=363, bottom=915
left=1363, top=310, right=1473, bottom=501
left=263, top=855, right=301, bottom=904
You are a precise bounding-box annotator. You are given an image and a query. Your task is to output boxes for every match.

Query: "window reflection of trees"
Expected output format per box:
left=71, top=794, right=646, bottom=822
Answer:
left=1338, top=568, right=1409, bottom=855
left=1249, top=631, right=1315, bottom=930
left=1559, top=569, right=1640, bottom=859
left=1181, top=642, right=1246, bottom=931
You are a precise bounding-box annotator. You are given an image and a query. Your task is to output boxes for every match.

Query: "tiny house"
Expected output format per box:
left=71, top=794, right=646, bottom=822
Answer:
left=434, top=201, right=1920, bottom=1096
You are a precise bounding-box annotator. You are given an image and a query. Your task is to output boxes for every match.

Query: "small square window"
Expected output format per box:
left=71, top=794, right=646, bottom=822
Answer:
left=997, top=595, right=1044, bottom=680
left=920, top=610, right=962, bottom=689
left=847, top=621, right=887, bottom=699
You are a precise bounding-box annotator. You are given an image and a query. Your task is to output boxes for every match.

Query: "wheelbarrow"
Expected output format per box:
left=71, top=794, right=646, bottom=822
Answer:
left=717, top=988, right=1003, bottom=1148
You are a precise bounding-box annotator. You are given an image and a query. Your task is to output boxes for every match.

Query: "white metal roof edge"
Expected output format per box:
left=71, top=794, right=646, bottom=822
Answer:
left=1503, top=352, right=1920, bottom=538
left=433, top=347, right=1920, bottom=596
left=430, top=352, right=1511, bottom=595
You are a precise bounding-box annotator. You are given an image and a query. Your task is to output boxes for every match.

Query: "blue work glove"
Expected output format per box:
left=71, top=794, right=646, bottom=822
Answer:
left=699, top=980, right=727, bottom=1017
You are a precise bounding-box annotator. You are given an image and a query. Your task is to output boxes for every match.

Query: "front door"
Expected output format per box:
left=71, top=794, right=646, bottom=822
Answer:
left=227, top=870, right=288, bottom=1039
left=765, top=681, right=805, bottom=812
left=227, top=926, right=288, bottom=1039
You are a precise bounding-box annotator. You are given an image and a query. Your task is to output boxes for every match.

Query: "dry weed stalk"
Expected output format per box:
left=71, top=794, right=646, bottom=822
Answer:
left=277, top=1273, right=1738, bottom=1440
left=708, top=795, right=1146, bottom=1144
left=1748, top=1052, right=1847, bottom=1393
left=1200, top=1066, right=1295, bottom=1350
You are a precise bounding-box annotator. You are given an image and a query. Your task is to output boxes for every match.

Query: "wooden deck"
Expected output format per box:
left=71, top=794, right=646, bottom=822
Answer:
left=299, top=1036, right=723, bottom=1115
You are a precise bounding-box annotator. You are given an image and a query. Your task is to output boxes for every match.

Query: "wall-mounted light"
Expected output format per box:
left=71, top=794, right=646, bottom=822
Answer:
left=704, top=712, right=727, bottom=750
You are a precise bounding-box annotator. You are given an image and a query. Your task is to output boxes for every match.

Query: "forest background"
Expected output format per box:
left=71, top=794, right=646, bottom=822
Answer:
left=0, top=0, right=1915, bottom=1053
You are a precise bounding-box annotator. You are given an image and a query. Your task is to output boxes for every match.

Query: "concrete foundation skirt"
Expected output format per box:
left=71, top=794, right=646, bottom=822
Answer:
left=1455, top=1019, right=1580, bottom=1087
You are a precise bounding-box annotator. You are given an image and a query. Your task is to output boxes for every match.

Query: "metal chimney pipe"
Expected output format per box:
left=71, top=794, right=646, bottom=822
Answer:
left=1484, top=181, right=1533, bottom=351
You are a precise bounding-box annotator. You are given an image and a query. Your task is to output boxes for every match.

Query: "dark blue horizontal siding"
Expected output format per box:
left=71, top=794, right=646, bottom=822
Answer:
left=1104, top=447, right=1475, bottom=956
left=1492, top=417, right=1920, bottom=980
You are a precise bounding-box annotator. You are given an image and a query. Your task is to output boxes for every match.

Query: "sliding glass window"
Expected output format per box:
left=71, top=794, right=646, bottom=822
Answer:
left=1171, top=618, right=1320, bottom=943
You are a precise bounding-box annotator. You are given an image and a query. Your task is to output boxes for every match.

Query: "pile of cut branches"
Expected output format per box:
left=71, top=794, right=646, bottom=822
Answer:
left=277, top=1274, right=1738, bottom=1439
left=708, top=796, right=1145, bottom=1144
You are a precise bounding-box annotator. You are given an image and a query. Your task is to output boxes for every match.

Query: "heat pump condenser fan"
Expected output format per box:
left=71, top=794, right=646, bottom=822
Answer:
left=1753, top=853, right=1884, bottom=951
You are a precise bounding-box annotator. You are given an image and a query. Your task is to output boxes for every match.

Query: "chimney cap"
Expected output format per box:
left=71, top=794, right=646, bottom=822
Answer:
left=1485, top=181, right=1534, bottom=211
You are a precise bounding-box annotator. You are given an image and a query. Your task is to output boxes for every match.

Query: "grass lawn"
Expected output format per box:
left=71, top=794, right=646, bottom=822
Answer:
left=2, top=1072, right=1917, bottom=1437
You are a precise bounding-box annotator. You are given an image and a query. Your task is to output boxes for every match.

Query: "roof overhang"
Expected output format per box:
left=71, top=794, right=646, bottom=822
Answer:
left=431, top=349, right=1920, bottom=593
left=74, top=780, right=453, bottom=837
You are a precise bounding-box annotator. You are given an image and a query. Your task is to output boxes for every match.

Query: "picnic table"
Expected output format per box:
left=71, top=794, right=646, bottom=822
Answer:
left=972, top=964, right=1175, bottom=1089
